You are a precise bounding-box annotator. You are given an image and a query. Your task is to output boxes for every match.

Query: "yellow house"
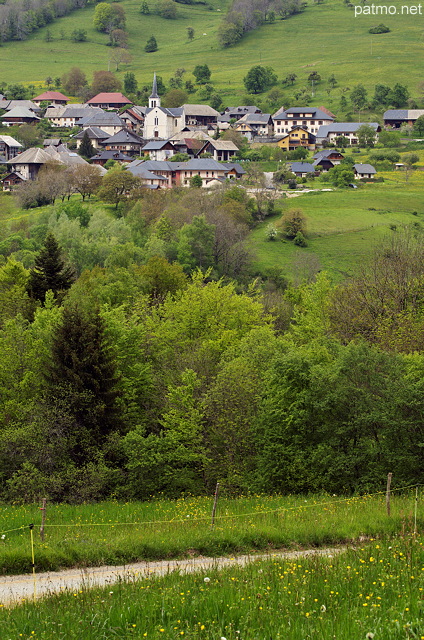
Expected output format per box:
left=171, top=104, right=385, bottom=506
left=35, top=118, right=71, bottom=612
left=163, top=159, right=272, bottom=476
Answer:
left=276, top=126, right=316, bottom=151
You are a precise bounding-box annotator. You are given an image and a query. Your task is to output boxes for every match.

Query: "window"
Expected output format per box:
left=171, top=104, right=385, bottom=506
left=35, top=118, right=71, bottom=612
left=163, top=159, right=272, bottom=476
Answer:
left=175, top=119, right=178, bottom=126
left=154, top=117, right=159, bottom=126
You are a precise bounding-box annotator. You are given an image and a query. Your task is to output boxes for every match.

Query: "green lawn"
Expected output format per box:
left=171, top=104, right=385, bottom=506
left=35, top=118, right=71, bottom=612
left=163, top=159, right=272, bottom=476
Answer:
left=249, top=173, right=424, bottom=281
left=0, top=0, right=423, bottom=107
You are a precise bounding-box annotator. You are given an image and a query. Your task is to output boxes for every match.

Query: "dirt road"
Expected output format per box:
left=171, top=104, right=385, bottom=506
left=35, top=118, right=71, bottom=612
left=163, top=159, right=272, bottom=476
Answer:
left=0, top=547, right=344, bottom=607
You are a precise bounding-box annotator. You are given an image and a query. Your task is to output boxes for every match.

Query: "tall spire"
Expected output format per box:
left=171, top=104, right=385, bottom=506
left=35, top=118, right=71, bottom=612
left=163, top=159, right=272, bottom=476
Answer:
left=149, top=72, right=160, bottom=108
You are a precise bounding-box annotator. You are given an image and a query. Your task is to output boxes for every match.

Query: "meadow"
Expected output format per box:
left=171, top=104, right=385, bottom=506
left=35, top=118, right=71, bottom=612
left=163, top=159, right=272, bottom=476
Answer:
left=0, top=0, right=423, bottom=108
left=249, top=171, right=424, bottom=281
left=0, top=491, right=421, bottom=576
left=0, top=533, right=422, bottom=638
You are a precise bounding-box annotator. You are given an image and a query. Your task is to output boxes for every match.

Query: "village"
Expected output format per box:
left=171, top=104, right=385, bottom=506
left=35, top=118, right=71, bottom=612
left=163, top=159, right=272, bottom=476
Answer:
left=1, top=73, right=420, bottom=193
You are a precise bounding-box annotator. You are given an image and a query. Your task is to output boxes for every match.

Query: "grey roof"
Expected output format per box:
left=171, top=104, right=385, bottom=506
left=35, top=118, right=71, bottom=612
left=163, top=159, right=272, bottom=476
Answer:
left=57, top=151, right=88, bottom=166
left=131, top=167, right=167, bottom=180
left=313, top=149, right=343, bottom=159
left=145, top=106, right=184, bottom=117
left=6, top=100, right=41, bottom=113
left=290, top=162, right=316, bottom=173
left=74, top=127, right=109, bottom=140
left=80, top=112, right=125, bottom=127
left=7, top=147, right=54, bottom=164
left=1, top=107, right=40, bottom=120
left=273, top=106, right=334, bottom=120
left=354, top=163, right=376, bottom=174
left=91, top=150, right=132, bottom=161
left=142, top=140, right=175, bottom=150
left=174, top=158, right=226, bottom=171
left=103, top=129, right=144, bottom=144
left=221, top=162, right=246, bottom=175
left=127, top=159, right=172, bottom=172
left=316, top=122, right=380, bottom=137
left=383, top=110, right=408, bottom=120
left=0, top=135, right=22, bottom=148
left=127, top=158, right=228, bottom=175
left=203, top=139, right=239, bottom=151
left=183, top=104, right=220, bottom=117
left=238, top=113, right=272, bottom=125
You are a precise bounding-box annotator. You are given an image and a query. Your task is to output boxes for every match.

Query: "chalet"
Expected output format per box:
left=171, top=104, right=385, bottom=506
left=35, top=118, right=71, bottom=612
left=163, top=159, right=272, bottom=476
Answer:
left=45, top=105, right=104, bottom=128
left=1, top=107, right=40, bottom=126
left=290, top=162, right=316, bottom=178
left=312, top=149, right=344, bottom=171
left=235, top=113, right=273, bottom=137
left=222, top=162, right=246, bottom=179
left=0, top=135, right=23, bottom=161
left=127, top=158, right=237, bottom=188
left=353, top=163, right=376, bottom=179
left=182, top=104, right=219, bottom=128
left=273, top=107, right=334, bottom=136
left=141, top=140, right=176, bottom=161
left=276, top=126, right=316, bottom=151
left=101, top=129, right=145, bottom=156
left=383, top=109, right=424, bottom=129
left=86, top=93, right=133, bottom=110
left=316, top=123, right=380, bottom=146
left=1, top=100, right=41, bottom=114
left=199, top=139, right=239, bottom=162
left=79, top=111, right=125, bottom=136
left=1, top=171, right=26, bottom=191
left=120, top=106, right=146, bottom=133
left=6, top=147, right=59, bottom=180
left=233, top=121, right=255, bottom=142
left=91, top=150, right=133, bottom=166
left=128, top=159, right=175, bottom=188
left=178, top=137, right=205, bottom=157
left=43, top=138, right=63, bottom=148
left=33, top=91, right=69, bottom=107
left=73, top=127, right=110, bottom=150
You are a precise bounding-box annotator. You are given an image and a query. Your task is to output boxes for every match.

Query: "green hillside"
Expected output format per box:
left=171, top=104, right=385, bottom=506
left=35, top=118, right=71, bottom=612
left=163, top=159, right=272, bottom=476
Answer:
left=0, top=0, right=423, bottom=107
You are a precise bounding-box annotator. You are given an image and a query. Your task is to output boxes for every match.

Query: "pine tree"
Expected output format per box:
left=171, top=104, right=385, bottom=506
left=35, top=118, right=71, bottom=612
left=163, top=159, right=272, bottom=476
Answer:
left=27, top=233, right=75, bottom=303
left=45, top=306, right=122, bottom=462
left=145, top=35, right=157, bottom=52
left=78, top=130, right=95, bottom=158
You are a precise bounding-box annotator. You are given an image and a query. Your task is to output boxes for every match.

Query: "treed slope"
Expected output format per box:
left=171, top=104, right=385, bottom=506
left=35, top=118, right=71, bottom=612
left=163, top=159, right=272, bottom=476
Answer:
left=0, top=0, right=422, bottom=107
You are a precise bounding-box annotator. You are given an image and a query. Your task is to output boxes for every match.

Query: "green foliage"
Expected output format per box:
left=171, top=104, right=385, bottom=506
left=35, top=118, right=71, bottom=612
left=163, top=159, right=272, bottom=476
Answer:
left=97, top=167, right=142, bottom=208
left=145, top=34, right=158, bottom=51
left=413, top=114, right=424, bottom=137
left=177, top=215, right=215, bottom=271
left=78, top=130, right=95, bottom=158
left=93, top=2, right=126, bottom=32
left=243, top=65, right=277, bottom=94
left=350, top=83, right=368, bottom=110
left=369, top=23, right=390, bottom=33
left=123, top=72, right=137, bottom=95
left=190, top=174, right=203, bottom=188
left=71, top=28, right=87, bottom=42
left=140, top=0, right=150, bottom=13
left=193, top=63, right=211, bottom=84
left=326, top=163, right=355, bottom=186
left=157, top=0, right=177, bottom=18
left=27, top=233, right=75, bottom=304
left=280, top=208, right=307, bottom=239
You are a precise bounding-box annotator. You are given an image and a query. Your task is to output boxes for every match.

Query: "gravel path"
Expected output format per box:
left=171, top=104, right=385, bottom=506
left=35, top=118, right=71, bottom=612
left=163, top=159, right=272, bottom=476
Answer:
left=0, top=547, right=344, bottom=607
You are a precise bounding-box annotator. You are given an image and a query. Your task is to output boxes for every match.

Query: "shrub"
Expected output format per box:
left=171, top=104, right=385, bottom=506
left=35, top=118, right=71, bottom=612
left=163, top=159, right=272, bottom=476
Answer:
left=369, top=23, right=390, bottom=33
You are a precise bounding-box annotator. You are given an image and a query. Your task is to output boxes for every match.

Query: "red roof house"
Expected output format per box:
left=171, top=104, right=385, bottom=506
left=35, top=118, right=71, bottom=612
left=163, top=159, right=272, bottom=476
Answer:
left=86, top=93, right=133, bottom=110
left=33, top=91, right=70, bottom=106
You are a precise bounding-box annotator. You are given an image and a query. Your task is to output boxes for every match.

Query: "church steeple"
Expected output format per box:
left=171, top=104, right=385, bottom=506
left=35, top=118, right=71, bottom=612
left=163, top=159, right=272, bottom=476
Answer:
left=149, top=72, right=160, bottom=108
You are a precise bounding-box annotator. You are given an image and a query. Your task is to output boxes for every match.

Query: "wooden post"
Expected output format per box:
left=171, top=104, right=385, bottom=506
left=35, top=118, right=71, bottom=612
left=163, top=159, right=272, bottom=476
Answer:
left=211, top=482, right=220, bottom=528
left=414, top=486, right=418, bottom=536
left=386, top=473, right=392, bottom=517
left=40, top=498, right=47, bottom=542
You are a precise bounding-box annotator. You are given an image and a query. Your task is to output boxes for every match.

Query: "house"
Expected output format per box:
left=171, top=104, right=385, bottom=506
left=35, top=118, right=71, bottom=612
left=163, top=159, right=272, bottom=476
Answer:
left=91, top=150, right=133, bottom=166
left=45, top=105, right=104, bottom=128
left=233, top=121, right=255, bottom=142
left=383, top=109, right=424, bottom=129
left=235, top=113, right=273, bottom=137
left=5, top=146, right=88, bottom=181
left=219, top=106, right=262, bottom=124
left=141, top=140, right=176, bottom=161
left=43, top=138, right=63, bottom=148
left=33, top=91, right=69, bottom=107
left=273, top=107, right=334, bottom=136
left=120, top=106, right=146, bottom=133
left=1, top=171, right=27, bottom=191
left=182, top=104, right=219, bottom=128
left=143, top=74, right=184, bottom=139
left=100, top=129, right=145, bottom=156
left=128, top=159, right=175, bottom=188
left=127, top=158, right=234, bottom=188
left=222, top=162, right=246, bottom=179
left=79, top=111, right=125, bottom=136
left=1, top=107, right=40, bottom=126
left=353, top=163, right=376, bottom=179
left=73, top=127, right=110, bottom=150
left=0, top=135, right=23, bottom=161
left=1, top=100, right=42, bottom=114
left=290, top=162, right=316, bottom=178
left=312, top=149, right=344, bottom=171
left=86, top=93, right=133, bottom=110
left=199, top=138, right=239, bottom=162
left=316, top=123, right=381, bottom=146
left=276, top=126, right=316, bottom=151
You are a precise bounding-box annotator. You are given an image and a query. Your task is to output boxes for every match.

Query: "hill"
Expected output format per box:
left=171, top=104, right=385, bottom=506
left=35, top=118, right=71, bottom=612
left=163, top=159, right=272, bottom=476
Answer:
left=0, top=0, right=423, bottom=109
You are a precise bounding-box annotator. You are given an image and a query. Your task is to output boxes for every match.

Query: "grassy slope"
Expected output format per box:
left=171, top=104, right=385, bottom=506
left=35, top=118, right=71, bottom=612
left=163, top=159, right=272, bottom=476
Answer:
left=249, top=171, right=424, bottom=281
left=0, top=0, right=423, bottom=107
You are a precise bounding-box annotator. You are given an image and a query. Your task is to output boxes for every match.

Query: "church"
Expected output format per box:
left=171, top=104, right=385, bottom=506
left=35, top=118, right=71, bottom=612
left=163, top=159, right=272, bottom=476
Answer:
left=143, top=73, right=184, bottom=139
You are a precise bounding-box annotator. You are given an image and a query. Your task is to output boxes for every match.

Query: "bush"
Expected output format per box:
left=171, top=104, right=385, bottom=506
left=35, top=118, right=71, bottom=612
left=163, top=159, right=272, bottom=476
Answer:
left=294, top=231, right=308, bottom=247
left=369, top=23, right=390, bottom=33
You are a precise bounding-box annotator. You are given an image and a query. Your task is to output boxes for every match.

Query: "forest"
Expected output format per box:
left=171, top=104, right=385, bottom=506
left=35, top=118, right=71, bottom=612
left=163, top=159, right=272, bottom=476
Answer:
left=1, top=183, right=424, bottom=503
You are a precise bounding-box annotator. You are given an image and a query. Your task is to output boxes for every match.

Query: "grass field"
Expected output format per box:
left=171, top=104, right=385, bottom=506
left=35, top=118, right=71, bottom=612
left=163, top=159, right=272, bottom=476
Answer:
left=0, top=534, right=422, bottom=638
left=0, top=491, right=421, bottom=575
left=249, top=171, right=424, bottom=281
left=0, top=0, right=423, bottom=108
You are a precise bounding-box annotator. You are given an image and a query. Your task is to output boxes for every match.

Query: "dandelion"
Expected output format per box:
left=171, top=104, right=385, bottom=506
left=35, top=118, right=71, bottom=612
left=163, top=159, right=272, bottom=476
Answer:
left=204, top=577, right=210, bottom=583
left=1, top=535, right=5, bottom=540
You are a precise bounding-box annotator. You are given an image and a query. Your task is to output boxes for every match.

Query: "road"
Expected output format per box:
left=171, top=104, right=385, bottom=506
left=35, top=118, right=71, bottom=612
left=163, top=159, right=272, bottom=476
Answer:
left=0, top=547, right=344, bottom=607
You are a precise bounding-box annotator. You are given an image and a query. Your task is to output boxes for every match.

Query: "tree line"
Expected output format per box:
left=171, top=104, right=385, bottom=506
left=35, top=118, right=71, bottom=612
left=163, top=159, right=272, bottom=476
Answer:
left=0, top=0, right=89, bottom=42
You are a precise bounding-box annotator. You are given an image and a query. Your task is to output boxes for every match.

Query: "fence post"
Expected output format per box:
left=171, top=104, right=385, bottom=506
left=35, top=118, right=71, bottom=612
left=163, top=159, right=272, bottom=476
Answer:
left=211, top=482, right=220, bottom=528
left=40, top=498, right=47, bottom=542
left=414, top=486, right=418, bottom=536
left=386, top=473, right=392, bottom=517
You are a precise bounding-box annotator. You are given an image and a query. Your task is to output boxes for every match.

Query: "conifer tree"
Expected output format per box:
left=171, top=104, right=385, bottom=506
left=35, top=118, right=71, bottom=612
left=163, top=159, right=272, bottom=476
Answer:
left=45, top=306, right=122, bottom=463
left=78, top=130, right=95, bottom=158
left=27, top=233, right=75, bottom=303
